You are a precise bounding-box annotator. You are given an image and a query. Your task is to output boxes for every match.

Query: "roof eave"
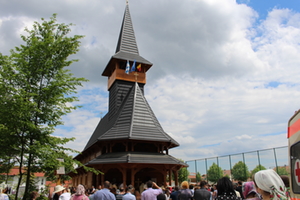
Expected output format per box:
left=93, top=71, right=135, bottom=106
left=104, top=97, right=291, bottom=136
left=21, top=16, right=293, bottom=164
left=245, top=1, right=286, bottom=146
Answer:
left=102, top=52, right=152, bottom=77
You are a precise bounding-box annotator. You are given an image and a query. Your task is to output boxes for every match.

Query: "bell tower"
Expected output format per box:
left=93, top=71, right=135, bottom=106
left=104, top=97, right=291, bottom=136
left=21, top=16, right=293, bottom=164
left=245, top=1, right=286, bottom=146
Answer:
left=101, top=2, right=153, bottom=118
left=72, top=1, right=187, bottom=190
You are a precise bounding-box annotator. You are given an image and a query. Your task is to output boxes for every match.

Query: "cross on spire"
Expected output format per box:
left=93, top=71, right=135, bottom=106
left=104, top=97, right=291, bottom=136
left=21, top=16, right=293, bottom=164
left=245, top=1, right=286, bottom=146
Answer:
left=134, top=72, right=139, bottom=82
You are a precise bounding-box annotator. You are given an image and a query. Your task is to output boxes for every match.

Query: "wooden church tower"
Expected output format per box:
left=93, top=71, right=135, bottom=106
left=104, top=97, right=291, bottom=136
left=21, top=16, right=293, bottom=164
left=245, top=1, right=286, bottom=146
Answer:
left=71, top=2, right=187, bottom=189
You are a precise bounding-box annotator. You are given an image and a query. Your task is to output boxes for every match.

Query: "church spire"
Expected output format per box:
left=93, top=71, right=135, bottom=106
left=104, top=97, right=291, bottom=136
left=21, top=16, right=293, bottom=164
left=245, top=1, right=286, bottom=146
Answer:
left=102, top=2, right=152, bottom=89
left=115, top=3, right=139, bottom=54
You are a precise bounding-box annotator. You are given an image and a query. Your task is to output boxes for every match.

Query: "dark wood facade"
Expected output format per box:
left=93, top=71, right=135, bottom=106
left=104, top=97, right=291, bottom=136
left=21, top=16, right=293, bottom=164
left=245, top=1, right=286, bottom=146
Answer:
left=70, top=3, right=187, bottom=190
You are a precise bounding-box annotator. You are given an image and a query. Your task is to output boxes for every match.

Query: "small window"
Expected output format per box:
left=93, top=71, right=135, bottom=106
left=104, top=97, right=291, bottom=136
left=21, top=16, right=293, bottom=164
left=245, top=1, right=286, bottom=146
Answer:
left=290, top=141, right=300, bottom=194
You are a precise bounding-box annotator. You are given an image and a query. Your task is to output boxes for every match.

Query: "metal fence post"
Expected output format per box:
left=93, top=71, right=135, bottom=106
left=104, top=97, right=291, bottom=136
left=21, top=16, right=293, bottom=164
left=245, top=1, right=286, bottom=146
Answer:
left=257, top=150, right=261, bottom=169
left=205, top=158, right=208, bottom=181
left=229, top=155, right=232, bottom=179
left=273, top=148, right=278, bottom=173
left=242, top=153, right=246, bottom=178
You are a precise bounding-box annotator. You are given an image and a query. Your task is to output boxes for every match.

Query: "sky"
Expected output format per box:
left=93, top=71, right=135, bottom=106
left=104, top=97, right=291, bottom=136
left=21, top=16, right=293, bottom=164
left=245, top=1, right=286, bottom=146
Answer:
left=1, top=0, right=300, bottom=163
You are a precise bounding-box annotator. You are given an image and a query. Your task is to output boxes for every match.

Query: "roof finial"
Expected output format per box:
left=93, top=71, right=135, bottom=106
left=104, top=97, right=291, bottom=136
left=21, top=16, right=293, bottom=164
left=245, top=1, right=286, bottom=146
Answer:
left=126, top=0, right=128, bottom=5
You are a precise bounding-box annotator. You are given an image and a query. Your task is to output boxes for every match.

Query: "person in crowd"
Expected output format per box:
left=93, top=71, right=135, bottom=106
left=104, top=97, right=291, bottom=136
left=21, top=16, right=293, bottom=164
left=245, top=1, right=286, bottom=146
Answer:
left=178, top=181, right=192, bottom=200
left=0, top=187, right=9, bottom=200
left=90, top=189, right=100, bottom=200
left=157, top=189, right=166, bottom=200
left=94, top=181, right=116, bottom=200
left=30, top=191, right=39, bottom=200
left=254, top=169, right=290, bottom=200
left=111, top=188, right=117, bottom=197
left=215, top=177, right=242, bottom=200
left=233, top=183, right=241, bottom=198
left=236, top=182, right=244, bottom=199
left=280, top=175, right=290, bottom=196
left=207, top=185, right=211, bottom=192
left=71, top=187, right=77, bottom=194
left=122, top=185, right=136, bottom=200
left=212, top=185, right=218, bottom=200
left=91, top=186, right=96, bottom=194
left=189, top=185, right=194, bottom=197
left=242, top=181, right=260, bottom=200
left=70, top=184, right=89, bottom=200
left=116, top=185, right=126, bottom=200
left=60, top=188, right=71, bottom=200
left=141, top=181, right=162, bottom=200
left=170, top=186, right=179, bottom=200
left=53, top=185, right=65, bottom=200
left=193, top=185, right=200, bottom=191
left=165, top=188, right=171, bottom=200
left=210, top=187, right=214, bottom=200
left=193, top=181, right=211, bottom=200
left=134, top=190, right=141, bottom=200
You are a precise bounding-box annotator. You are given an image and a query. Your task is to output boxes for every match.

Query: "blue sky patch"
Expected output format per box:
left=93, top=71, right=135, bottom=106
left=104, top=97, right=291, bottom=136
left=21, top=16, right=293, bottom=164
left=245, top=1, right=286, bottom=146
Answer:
left=237, top=0, right=300, bottom=20
left=265, top=81, right=281, bottom=88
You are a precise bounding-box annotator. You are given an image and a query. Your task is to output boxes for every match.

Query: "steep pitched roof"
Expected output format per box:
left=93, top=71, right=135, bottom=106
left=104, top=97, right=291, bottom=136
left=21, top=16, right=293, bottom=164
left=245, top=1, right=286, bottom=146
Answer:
left=115, top=4, right=139, bottom=54
left=84, top=83, right=179, bottom=151
left=102, top=4, right=152, bottom=77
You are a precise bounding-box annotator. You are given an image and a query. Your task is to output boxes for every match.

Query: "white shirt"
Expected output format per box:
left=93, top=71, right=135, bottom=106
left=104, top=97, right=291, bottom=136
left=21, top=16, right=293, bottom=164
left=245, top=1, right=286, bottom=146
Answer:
left=60, top=192, right=71, bottom=200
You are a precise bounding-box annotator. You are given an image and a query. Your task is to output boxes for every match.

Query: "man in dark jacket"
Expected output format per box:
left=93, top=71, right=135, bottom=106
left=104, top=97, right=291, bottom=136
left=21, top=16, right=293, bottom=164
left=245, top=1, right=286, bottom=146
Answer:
left=170, top=186, right=179, bottom=200
left=235, top=181, right=244, bottom=199
left=193, top=181, right=211, bottom=200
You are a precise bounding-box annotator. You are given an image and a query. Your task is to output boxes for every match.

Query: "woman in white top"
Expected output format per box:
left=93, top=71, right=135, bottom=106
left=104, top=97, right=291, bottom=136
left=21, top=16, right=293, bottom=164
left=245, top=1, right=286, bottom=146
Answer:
left=254, top=169, right=290, bottom=200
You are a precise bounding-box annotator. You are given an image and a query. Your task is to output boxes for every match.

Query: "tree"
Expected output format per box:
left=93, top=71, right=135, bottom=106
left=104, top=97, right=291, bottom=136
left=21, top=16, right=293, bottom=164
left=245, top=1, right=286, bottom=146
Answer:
left=231, top=161, right=250, bottom=181
left=0, top=14, right=100, bottom=200
left=276, top=166, right=289, bottom=176
left=251, top=164, right=266, bottom=178
left=178, top=167, right=189, bottom=184
left=173, top=159, right=189, bottom=184
left=207, top=163, right=223, bottom=184
left=196, top=172, right=201, bottom=183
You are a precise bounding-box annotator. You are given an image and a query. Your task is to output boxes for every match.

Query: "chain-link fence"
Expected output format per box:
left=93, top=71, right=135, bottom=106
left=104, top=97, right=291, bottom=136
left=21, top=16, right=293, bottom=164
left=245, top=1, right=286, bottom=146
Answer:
left=185, top=146, right=288, bottom=180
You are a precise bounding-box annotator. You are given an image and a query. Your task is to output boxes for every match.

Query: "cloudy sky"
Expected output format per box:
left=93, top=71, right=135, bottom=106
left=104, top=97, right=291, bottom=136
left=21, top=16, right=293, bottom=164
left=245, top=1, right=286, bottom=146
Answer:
left=1, top=0, right=300, bottom=163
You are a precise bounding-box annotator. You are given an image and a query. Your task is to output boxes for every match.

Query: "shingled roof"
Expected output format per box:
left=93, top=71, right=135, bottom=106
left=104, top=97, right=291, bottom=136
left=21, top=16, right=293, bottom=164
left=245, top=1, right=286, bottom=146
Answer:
left=115, top=4, right=139, bottom=54
left=102, top=4, right=152, bottom=77
left=84, top=82, right=179, bottom=151
left=87, top=152, right=187, bottom=166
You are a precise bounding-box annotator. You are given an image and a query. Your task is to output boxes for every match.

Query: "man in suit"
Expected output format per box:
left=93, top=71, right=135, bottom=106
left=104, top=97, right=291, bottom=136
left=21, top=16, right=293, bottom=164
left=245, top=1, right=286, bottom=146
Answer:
left=193, top=181, right=211, bottom=200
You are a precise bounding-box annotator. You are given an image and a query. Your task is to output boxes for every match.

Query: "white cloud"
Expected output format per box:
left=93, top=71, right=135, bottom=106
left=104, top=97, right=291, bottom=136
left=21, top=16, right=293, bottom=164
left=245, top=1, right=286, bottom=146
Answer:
left=1, top=0, right=299, bottom=163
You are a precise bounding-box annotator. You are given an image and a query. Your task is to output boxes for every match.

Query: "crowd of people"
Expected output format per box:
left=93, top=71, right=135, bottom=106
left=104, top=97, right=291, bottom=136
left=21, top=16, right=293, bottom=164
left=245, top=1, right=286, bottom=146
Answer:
left=24, top=169, right=290, bottom=200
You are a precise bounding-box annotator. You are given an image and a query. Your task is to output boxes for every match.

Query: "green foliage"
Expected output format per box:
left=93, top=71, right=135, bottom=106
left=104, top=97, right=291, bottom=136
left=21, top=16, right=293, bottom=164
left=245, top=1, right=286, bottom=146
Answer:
left=36, top=186, right=49, bottom=200
left=231, top=161, right=250, bottom=181
left=224, top=174, right=230, bottom=179
left=174, top=159, right=189, bottom=184
left=251, top=164, right=266, bottom=178
left=178, top=167, right=189, bottom=184
left=207, top=163, right=223, bottom=184
left=23, top=174, right=38, bottom=200
left=0, top=14, right=100, bottom=200
left=276, top=167, right=289, bottom=176
left=196, top=172, right=201, bottom=182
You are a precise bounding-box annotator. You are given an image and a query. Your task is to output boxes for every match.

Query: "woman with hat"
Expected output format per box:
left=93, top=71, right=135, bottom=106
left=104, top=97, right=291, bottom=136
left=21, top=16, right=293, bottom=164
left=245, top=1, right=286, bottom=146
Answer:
left=253, top=169, right=290, bottom=200
left=53, top=185, right=65, bottom=200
